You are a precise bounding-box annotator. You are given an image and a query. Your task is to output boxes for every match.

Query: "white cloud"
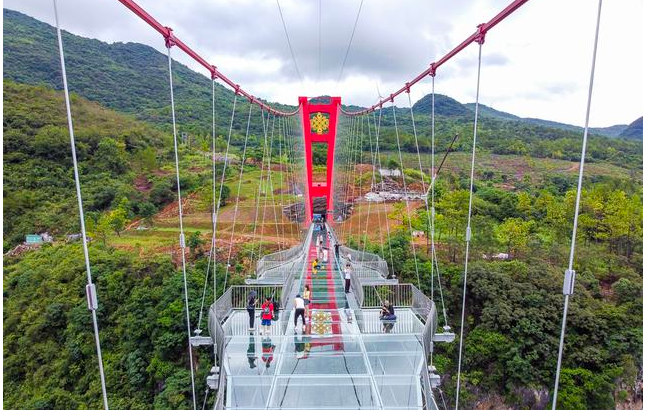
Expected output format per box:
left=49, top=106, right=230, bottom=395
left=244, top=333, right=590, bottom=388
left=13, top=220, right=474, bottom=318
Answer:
left=4, top=0, right=642, bottom=126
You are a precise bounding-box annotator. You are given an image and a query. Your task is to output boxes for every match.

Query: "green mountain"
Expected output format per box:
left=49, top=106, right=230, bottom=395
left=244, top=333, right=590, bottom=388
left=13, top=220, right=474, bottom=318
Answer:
left=412, top=93, right=472, bottom=116
left=620, top=117, right=643, bottom=139
left=2, top=8, right=290, bottom=137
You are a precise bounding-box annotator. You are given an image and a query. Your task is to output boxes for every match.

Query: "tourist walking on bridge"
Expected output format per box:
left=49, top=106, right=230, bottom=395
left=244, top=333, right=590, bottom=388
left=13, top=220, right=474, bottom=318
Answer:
left=294, top=294, right=306, bottom=332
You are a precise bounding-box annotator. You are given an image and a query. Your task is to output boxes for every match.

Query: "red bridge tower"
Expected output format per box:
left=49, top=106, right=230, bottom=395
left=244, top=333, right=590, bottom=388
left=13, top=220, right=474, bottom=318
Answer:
left=299, top=96, right=341, bottom=225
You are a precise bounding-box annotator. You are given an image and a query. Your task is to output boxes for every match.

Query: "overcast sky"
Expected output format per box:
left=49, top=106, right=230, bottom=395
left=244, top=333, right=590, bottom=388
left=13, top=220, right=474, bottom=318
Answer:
left=5, top=0, right=643, bottom=127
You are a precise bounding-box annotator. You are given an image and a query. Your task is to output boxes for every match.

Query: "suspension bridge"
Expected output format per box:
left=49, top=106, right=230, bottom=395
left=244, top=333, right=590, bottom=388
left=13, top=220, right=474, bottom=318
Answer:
left=49, top=0, right=605, bottom=408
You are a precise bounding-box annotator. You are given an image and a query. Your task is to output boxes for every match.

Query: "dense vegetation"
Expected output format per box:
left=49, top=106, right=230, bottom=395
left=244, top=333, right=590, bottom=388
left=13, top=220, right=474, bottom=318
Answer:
left=3, top=6, right=643, bottom=410
left=353, top=174, right=642, bottom=407
left=3, top=242, right=244, bottom=409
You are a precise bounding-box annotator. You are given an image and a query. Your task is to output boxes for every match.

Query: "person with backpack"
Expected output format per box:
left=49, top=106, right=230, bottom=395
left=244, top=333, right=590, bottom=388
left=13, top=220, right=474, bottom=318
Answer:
left=246, top=290, right=257, bottom=331
left=260, top=296, right=274, bottom=336
left=272, top=297, right=280, bottom=321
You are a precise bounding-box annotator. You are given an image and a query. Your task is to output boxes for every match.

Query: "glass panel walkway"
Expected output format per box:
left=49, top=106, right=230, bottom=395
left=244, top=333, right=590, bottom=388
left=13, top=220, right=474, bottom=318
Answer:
left=218, top=225, right=437, bottom=409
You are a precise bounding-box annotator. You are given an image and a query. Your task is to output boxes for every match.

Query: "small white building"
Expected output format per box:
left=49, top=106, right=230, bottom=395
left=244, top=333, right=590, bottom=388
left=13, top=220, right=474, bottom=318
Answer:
left=379, top=169, right=401, bottom=177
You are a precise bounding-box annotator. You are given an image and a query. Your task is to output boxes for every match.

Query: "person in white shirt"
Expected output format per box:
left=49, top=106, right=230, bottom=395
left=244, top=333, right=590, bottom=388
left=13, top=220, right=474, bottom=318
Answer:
left=294, top=294, right=306, bottom=331
left=344, top=264, right=352, bottom=293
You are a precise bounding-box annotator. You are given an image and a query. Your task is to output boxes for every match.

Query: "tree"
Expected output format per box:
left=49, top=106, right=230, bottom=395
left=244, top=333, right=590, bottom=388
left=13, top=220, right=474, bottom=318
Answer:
left=139, top=201, right=157, bottom=227
left=386, top=158, right=400, bottom=170
left=135, top=146, right=157, bottom=172
left=95, top=138, right=128, bottom=175
left=187, top=231, right=205, bottom=256
left=494, top=218, right=533, bottom=256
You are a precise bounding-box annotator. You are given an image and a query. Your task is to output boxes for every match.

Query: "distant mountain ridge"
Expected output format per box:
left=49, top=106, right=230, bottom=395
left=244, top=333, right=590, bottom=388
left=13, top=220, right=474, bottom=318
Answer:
left=2, top=8, right=641, bottom=142
left=462, top=104, right=639, bottom=140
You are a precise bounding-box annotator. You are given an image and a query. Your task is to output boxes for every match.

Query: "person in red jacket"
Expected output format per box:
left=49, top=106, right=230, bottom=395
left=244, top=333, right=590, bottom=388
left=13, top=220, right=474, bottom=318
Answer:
left=260, top=296, right=274, bottom=336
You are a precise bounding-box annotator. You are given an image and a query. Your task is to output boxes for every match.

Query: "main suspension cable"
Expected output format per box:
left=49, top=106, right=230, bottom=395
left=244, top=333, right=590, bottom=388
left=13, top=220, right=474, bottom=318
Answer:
left=166, top=45, right=197, bottom=410
left=551, top=0, right=603, bottom=407
left=53, top=1, right=109, bottom=408
left=455, top=40, right=483, bottom=410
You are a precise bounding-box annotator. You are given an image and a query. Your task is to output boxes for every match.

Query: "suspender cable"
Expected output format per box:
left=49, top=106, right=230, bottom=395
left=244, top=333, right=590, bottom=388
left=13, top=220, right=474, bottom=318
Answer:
left=362, top=113, right=379, bottom=256
left=551, top=0, right=603, bottom=407
left=277, top=115, right=287, bottom=245
left=429, top=76, right=436, bottom=305
left=52, top=2, right=109, bottom=408
left=275, top=0, right=303, bottom=84
left=277, top=117, right=286, bottom=240
left=350, top=115, right=361, bottom=242
left=196, top=93, right=238, bottom=335
left=392, top=103, right=421, bottom=288
left=336, top=0, right=365, bottom=85
left=196, top=78, right=217, bottom=334
left=455, top=40, right=483, bottom=410
left=427, top=75, right=449, bottom=329
left=282, top=116, right=295, bottom=239
left=251, top=110, right=270, bottom=263
left=266, top=115, right=282, bottom=250
left=223, top=103, right=254, bottom=292
left=356, top=114, right=365, bottom=244
left=166, top=45, right=197, bottom=410
left=373, top=108, right=396, bottom=277
left=406, top=91, right=436, bottom=299
left=342, top=116, right=356, bottom=241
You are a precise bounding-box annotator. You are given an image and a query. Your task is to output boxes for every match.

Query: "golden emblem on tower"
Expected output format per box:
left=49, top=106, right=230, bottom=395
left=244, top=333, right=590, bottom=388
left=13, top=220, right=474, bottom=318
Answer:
left=310, top=112, right=330, bottom=135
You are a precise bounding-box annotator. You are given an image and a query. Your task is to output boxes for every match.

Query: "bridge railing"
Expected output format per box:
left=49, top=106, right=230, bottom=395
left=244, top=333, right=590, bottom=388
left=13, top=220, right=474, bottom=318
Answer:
left=339, top=245, right=390, bottom=279
left=253, top=224, right=312, bottom=282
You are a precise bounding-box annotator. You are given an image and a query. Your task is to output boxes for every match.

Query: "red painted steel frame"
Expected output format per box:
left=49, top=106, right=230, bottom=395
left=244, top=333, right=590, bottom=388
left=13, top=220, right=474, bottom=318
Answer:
left=116, top=0, right=298, bottom=117
left=299, top=97, right=342, bottom=224
left=342, top=0, right=530, bottom=116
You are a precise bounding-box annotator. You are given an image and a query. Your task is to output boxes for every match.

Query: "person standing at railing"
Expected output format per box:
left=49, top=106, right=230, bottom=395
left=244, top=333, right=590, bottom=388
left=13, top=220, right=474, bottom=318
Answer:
left=260, top=296, right=274, bottom=336
left=294, top=294, right=306, bottom=332
left=303, top=285, right=312, bottom=318
left=246, top=290, right=257, bottom=332
left=344, top=263, right=352, bottom=293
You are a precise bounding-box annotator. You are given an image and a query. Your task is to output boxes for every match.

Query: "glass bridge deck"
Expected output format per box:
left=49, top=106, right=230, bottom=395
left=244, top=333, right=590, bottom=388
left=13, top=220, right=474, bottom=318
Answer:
left=219, top=227, right=435, bottom=409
